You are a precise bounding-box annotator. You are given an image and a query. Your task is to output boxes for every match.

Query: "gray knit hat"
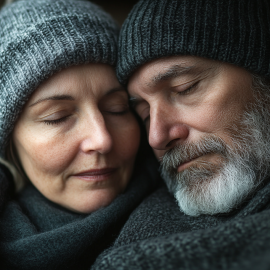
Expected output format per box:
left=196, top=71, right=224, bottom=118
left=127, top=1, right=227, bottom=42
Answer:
left=117, top=0, right=270, bottom=85
left=0, top=0, right=119, bottom=157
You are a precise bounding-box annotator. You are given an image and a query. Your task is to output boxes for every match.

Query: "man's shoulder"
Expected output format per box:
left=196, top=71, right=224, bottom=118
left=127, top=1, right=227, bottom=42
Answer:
left=113, top=186, right=186, bottom=247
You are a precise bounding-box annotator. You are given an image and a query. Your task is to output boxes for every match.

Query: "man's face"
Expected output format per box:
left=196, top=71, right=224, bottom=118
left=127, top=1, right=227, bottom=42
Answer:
left=129, top=56, right=254, bottom=159
left=128, top=55, right=268, bottom=216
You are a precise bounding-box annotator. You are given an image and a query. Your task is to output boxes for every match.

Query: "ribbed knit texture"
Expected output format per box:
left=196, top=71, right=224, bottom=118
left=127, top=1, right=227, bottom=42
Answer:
left=92, top=182, right=270, bottom=270
left=0, top=0, right=119, bottom=157
left=117, top=0, right=270, bottom=85
left=0, top=156, right=159, bottom=270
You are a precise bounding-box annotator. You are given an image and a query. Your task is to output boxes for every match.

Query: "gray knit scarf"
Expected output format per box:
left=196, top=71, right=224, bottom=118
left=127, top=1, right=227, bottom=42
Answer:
left=0, top=157, right=159, bottom=270
left=92, top=180, right=270, bottom=270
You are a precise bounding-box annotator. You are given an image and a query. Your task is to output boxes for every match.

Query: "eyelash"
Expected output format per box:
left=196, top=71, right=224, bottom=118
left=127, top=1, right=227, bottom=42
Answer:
left=177, top=81, right=199, bottom=95
left=43, top=115, right=70, bottom=125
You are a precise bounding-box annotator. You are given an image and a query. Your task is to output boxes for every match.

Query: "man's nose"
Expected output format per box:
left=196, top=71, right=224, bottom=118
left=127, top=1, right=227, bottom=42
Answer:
left=80, top=112, right=113, bottom=155
left=148, top=106, right=189, bottom=151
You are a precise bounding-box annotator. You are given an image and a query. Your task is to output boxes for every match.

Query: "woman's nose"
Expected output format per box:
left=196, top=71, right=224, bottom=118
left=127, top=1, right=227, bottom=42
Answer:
left=148, top=106, right=189, bottom=151
left=80, top=112, right=113, bottom=155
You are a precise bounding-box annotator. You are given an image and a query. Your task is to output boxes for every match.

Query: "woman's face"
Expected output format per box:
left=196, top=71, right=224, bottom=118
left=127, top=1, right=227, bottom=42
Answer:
left=13, top=63, right=140, bottom=213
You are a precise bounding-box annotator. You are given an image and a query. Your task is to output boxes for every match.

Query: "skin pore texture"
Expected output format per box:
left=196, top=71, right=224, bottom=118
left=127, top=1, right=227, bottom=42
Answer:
left=128, top=55, right=270, bottom=216
left=13, top=63, right=140, bottom=214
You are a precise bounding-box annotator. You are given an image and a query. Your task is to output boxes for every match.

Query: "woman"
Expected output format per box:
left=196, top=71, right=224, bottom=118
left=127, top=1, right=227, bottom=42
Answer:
left=0, top=0, right=159, bottom=269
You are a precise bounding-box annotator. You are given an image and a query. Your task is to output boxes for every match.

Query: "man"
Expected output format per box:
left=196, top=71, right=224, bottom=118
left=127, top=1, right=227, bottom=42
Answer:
left=92, top=0, right=270, bottom=269
left=127, top=56, right=270, bottom=217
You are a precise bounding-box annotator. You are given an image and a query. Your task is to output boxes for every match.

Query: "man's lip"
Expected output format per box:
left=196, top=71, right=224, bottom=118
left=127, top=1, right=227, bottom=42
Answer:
left=177, top=156, right=201, bottom=172
left=73, top=168, right=117, bottom=177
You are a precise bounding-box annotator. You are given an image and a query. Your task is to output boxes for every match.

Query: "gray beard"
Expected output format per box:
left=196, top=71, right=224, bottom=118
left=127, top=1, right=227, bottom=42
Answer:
left=160, top=79, right=270, bottom=216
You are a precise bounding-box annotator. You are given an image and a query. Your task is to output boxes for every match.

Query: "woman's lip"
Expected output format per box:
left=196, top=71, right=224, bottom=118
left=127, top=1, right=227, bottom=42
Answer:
left=72, top=168, right=117, bottom=181
left=74, top=168, right=117, bottom=176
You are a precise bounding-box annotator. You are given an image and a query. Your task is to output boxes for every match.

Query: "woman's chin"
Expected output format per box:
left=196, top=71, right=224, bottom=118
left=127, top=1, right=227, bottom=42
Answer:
left=56, top=189, right=123, bottom=214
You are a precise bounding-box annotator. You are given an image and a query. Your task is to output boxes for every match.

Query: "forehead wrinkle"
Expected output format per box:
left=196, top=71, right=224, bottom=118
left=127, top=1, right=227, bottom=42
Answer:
left=28, top=95, right=75, bottom=107
left=148, top=62, right=217, bottom=88
left=150, top=65, right=194, bottom=87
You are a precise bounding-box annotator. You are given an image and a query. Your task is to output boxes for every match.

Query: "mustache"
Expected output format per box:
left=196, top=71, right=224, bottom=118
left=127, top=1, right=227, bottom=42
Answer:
left=160, top=136, right=228, bottom=171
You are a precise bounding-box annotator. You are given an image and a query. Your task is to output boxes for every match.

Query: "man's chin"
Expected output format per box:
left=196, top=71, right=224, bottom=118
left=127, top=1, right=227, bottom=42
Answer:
left=170, top=160, right=257, bottom=216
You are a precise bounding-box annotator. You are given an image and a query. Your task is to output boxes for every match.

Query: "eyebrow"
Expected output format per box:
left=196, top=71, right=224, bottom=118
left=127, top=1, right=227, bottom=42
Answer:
left=150, top=64, right=213, bottom=87
left=29, top=87, right=126, bottom=108
left=29, top=95, right=75, bottom=107
left=130, top=64, right=215, bottom=107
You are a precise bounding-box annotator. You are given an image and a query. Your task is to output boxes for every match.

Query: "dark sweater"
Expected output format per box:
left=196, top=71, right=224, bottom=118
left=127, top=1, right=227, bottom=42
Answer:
left=92, top=182, right=270, bottom=270
left=0, top=157, right=159, bottom=270
left=0, top=164, right=13, bottom=213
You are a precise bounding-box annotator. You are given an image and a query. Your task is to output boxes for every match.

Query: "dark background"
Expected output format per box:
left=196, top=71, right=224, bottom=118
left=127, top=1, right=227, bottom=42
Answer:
left=0, top=0, right=139, bottom=25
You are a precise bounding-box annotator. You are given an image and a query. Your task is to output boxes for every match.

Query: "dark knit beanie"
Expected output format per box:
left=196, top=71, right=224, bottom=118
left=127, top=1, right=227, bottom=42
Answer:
left=117, top=0, right=270, bottom=85
left=0, top=0, right=119, bottom=157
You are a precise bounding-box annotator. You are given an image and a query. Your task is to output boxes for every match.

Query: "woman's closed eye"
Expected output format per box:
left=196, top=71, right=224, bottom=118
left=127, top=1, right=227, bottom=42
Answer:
left=40, top=111, right=72, bottom=125
left=104, top=104, right=130, bottom=115
left=43, top=115, right=71, bottom=125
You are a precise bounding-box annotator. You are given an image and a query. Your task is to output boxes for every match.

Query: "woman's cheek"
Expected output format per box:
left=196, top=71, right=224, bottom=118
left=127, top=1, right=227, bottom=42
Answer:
left=19, top=129, right=76, bottom=176
left=110, top=116, right=141, bottom=161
